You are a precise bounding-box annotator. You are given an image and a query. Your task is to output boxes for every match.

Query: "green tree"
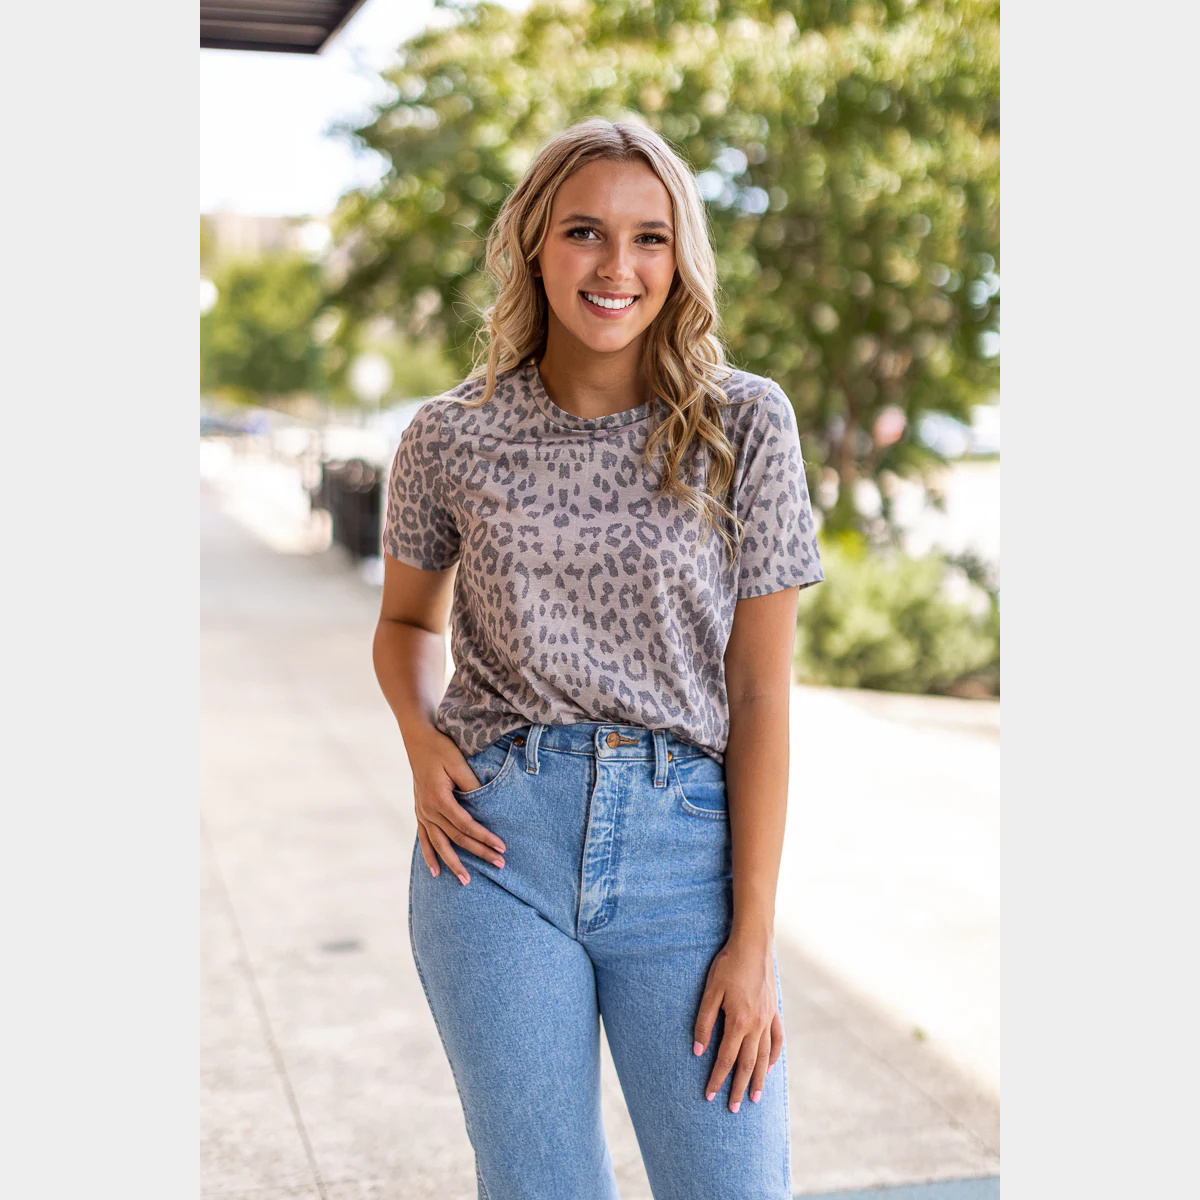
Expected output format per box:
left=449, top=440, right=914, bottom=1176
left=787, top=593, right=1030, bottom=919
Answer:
left=201, top=253, right=328, bottom=405
left=795, top=533, right=999, bottom=695
left=323, top=0, right=998, bottom=533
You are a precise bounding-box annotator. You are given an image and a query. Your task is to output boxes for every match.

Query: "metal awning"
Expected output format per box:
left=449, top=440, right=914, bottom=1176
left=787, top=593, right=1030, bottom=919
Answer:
left=200, top=0, right=370, bottom=54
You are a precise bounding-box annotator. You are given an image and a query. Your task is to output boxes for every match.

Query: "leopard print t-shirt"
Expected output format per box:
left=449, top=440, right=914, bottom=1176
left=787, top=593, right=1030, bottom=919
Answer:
left=382, top=358, right=823, bottom=765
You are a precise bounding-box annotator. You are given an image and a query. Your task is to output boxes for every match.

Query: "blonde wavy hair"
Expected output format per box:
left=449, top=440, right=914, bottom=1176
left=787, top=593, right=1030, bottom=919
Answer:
left=459, top=116, right=772, bottom=577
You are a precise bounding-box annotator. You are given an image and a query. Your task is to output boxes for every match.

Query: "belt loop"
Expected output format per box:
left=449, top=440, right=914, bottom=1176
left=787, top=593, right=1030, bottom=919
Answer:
left=652, top=729, right=668, bottom=788
left=524, top=724, right=544, bottom=774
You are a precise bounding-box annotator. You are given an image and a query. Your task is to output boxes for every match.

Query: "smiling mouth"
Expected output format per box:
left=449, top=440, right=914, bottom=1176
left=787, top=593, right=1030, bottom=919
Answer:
left=580, top=291, right=641, bottom=314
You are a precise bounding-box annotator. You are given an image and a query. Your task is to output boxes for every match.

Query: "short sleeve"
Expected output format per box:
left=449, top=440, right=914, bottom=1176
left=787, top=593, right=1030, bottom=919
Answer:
left=382, top=402, right=461, bottom=570
left=734, top=382, right=824, bottom=599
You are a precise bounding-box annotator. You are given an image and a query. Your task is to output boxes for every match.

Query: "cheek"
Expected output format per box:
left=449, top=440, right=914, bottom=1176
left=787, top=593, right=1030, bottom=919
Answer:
left=642, top=261, right=676, bottom=308
left=647, top=257, right=676, bottom=292
left=543, top=244, right=588, bottom=280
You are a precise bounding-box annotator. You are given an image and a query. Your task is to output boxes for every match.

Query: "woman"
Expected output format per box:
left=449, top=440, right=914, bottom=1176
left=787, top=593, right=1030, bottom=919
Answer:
left=373, top=117, right=823, bottom=1200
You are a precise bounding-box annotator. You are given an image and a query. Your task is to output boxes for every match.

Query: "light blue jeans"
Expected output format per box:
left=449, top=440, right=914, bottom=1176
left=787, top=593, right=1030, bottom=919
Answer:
left=408, top=721, right=792, bottom=1199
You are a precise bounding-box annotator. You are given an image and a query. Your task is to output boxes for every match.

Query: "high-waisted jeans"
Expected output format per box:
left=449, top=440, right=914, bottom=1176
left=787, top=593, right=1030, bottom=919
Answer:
left=408, top=721, right=792, bottom=1199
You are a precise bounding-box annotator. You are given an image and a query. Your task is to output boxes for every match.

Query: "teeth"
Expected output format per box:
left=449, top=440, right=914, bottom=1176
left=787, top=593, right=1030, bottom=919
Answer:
left=583, top=292, right=637, bottom=310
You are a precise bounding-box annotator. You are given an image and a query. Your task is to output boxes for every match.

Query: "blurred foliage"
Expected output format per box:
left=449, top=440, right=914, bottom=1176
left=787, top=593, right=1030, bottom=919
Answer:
left=322, top=0, right=999, bottom=535
left=332, top=317, right=467, bottom=406
left=795, top=530, right=999, bottom=695
left=367, top=332, right=465, bottom=402
left=201, top=254, right=329, bottom=405
left=199, top=242, right=468, bottom=410
left=199, top=215, right=218, bottom=278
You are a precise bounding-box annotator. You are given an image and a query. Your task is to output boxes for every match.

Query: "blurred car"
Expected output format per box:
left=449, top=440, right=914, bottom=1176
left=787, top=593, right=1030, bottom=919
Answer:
left=199, top=405, right=276, bottom=438
left=200, top=414, right=251, bottom=437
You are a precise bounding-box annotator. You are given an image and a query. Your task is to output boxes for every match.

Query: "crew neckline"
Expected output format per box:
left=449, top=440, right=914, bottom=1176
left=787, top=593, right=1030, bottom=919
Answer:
left=523, top=359, right=653, bottom=431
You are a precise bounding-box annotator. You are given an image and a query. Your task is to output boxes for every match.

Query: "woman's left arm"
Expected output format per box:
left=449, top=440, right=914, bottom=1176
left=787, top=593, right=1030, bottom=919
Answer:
left=694, top=583, right=801, bottom=1113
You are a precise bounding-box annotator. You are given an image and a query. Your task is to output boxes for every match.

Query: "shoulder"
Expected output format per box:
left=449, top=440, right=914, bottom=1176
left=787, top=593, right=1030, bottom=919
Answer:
left=396, top=397, right=448, bottom=457
left=714, top=365, right=780, bottom=402
left=710, top=368, right=798, bottom=449
left=433, top=364, right=533, bottom=434
left=437, top=372, right=494, bottom=408
left=399, top=370, right=500, bottom=450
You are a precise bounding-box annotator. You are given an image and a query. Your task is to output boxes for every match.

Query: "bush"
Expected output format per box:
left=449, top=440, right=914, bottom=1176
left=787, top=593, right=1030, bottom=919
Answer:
left=796, top=535, right=999, bottom=697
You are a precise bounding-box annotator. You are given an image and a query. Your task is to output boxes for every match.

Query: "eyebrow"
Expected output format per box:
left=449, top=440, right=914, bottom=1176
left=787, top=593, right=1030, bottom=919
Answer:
left=557, top=213, right=673, bottom=233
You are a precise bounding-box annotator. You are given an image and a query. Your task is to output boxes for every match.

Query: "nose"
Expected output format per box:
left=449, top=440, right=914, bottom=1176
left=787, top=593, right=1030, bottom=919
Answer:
left=599, top=239, right=635, bottom=281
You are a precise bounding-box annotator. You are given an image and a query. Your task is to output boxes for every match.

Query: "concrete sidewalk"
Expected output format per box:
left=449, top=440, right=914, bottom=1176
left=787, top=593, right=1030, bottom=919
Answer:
left=200, top=470, right=999, bottom=1199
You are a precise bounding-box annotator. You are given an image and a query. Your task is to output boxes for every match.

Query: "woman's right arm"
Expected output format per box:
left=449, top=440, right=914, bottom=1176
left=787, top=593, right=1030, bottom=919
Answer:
left=372, top=552, right=507, bottom=885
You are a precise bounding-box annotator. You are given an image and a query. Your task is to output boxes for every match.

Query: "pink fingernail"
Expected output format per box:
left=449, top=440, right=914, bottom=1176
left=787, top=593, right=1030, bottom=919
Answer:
left=767, top=1061, right=774, bottom=1073
left=430, top=865, right=438, bottom=877
left=751, top=1089, right=762, bottom=1103
left=493, top=858, right=505, bottom=868
left=730, top=1101, right=741, bottom=1113
left=693, top=1041, right=704, bottom=1056
left=458, top=873, right=469, bottom=885
left=705, top=1090, right=715, bottom=1102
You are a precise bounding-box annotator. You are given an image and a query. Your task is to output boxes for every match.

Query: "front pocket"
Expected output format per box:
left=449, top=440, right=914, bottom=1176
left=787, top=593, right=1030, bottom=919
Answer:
left=671, top=754, right=728, bottom=820
left=451, top=736, right=519, bottom=802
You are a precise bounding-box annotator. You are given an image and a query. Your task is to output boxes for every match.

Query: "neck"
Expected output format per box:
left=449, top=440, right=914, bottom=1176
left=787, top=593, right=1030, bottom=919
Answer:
left=535, top=337, right=649, bottom=420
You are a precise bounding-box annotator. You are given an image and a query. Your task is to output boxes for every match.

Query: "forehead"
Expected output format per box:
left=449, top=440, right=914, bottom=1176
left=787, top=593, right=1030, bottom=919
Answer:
left=552, top=159, right=673, bottom=222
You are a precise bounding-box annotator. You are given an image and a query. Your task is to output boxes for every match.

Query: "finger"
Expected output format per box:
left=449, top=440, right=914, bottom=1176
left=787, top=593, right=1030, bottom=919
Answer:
left=416, top=823, right=440, bottom=878
left=727, top=1034, right=761, bottom=1113
left=767, top=1011, right=784, bottom=1074
left=704, top=1022, right=746, bottom=1103
left=441, top=800, right=507, bottom=862
left=748, top=1027, right=772, bottom=1104
left=693, top=986, right=724, bottom=1056
left=459, top=807, right=506, bottom=854
left=437, top=810, right=507, bottom=868
left=429, top=823, right=472, bottom=885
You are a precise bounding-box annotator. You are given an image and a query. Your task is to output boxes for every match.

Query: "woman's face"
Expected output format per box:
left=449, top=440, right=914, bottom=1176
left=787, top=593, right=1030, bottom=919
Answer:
left=534, top=158, right=677, bottom=357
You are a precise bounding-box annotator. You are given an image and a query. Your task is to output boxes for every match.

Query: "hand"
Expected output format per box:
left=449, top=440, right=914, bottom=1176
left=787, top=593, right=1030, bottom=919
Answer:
left=407, top=726, right=507, bottom=886
left=693, top=934, right=783, bottom=1113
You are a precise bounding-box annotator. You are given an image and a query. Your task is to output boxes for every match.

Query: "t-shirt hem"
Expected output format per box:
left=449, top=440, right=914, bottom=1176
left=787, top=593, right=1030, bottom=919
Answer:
left=383, top=544, right=458, bottom=572
left=736, top=566, right=824, bottom=600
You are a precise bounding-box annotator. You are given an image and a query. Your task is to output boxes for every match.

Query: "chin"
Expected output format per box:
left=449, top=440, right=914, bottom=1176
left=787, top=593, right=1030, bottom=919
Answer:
left=578, top=328, right=642, bottom=352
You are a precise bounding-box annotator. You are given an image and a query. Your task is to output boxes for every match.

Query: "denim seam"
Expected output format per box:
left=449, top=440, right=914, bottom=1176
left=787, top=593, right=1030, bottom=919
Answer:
left=584, top=767, right=627, bottom=934
left=672, top=762, right=730, bottom=820
left=408, top=839, right=491, bottom=1199
left=524, top=723, right=542, bottom=774
left=533, top=745, right=711, bottom=762
left=452, top=739, right=518, bottom=803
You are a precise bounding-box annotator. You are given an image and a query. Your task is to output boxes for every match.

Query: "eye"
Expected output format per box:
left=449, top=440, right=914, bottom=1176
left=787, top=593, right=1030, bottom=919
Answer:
left=565, top=226, right=671, bottom=246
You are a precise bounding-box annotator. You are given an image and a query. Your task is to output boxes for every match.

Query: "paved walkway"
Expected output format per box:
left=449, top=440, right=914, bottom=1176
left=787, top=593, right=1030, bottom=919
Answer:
left=200, top=457, right=999, bottom=1199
